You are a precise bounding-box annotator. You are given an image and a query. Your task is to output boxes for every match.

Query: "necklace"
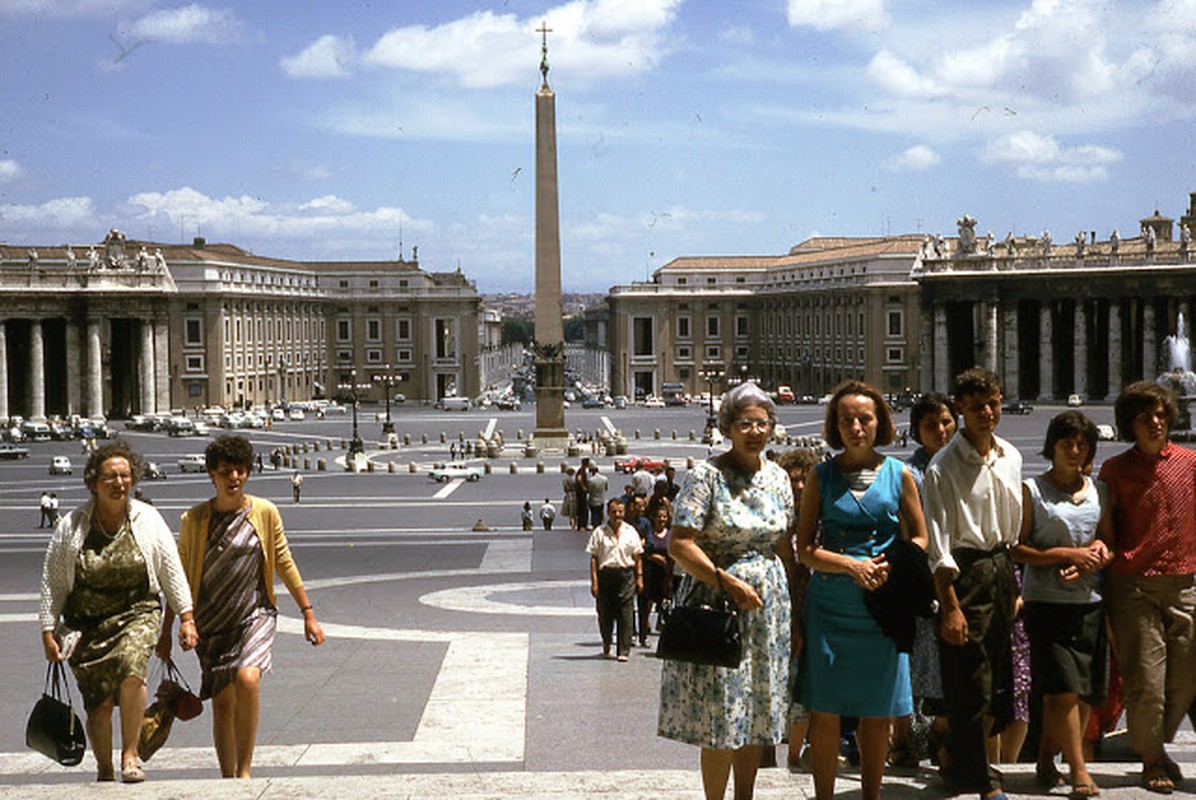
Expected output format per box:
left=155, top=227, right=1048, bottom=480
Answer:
left=94, top=513, right=123, bottom=538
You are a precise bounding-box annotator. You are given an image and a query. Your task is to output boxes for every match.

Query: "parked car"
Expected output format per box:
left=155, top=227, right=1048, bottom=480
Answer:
left=612, top=396, right=628, bottom=410
left=323, top=401, right=348, bottom=415
left=614, top=455, right=669, bottom=474
left=438, top=397, right=471, bottom=411
left=49, top=456, right=72, bottom=475
left=1096, top=424, right=1117, bottom=441
left=495, top=396, right=522, bottom=411
left=288, top=408, right=306, bottom=421
left=125, top=415, right=156, bottom=432
left=0, top=443, right=30, bottom=460
left=164, top=417, right=196, bottom=436
left=21, top=421, right=51, bottom=442
left=1067, top=394, right=1084, bottom=407
left=193, top=420, right=212, bottom=436
left=48, top=422, right=74, bottom=441
left=642, top=395, right=666, bottom=408
left=581, top=396, right=606, bottom=409
left=272, top=408, right=286, bottom=421
left=176, top=454, right=208, bottom=473
left=1004, top=401, right=1034, bottom=415
left=775, top=385, right=796, bottom=404
left=428, top=463, right=483, bottom=482
left=392, top=393, right=406, bottom=404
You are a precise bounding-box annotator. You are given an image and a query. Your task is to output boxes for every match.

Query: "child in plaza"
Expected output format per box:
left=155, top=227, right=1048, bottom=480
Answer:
left=923, top=368, right=1023, bottom=800
left=586, top=496, right=642, bottom=662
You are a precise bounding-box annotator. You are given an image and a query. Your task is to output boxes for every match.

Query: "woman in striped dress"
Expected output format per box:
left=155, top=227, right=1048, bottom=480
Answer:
left=161, top=434, right=324, bottom=778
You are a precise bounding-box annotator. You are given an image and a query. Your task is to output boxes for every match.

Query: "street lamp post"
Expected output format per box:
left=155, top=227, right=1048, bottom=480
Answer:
left=697, top=366, right=724, bottom=442
left=372, top=366, right=397, bottom=435
left=337, top=368, right=370, bottom=458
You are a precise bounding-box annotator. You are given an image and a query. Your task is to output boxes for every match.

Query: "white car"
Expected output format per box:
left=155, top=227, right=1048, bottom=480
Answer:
left=272, top=408, right=286, bottom=421
left=49, top=455, right=73, bottom=475
left=428, top=463, right=483, bottom=483
left=176, top=454, right=208, bottom=473
left=288, top=408, right=306, bottom=421
left=1067, top=394, right=1084, bottom=407
left=642, top=395, right=666, bottom=408
left=1096, top=424, right=1116, bottom=441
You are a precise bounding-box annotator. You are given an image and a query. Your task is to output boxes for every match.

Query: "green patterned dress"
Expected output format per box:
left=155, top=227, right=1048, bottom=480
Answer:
left=63, top=521, right=161, bottom=711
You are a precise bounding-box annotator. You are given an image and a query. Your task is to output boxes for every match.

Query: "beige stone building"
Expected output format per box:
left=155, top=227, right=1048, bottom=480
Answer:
left=0, top=230, right=485, bottom=420
left=604, top=236, right=924, bottom=400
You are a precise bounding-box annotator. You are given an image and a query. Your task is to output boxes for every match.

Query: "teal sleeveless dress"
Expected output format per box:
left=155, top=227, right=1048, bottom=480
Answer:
left=799, top=456, right=912, bottom=717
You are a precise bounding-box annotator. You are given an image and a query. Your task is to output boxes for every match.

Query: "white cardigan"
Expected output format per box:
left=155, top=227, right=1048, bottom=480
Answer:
left=39, top=498, right=193, bottom=632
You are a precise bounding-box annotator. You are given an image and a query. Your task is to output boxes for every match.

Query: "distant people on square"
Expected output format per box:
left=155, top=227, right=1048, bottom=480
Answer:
left=575, top=458, right=591, bottom=530
left=639, top=500, right=673, bottom=643
left=923, top=368, right=1023, bottom=800
left=39, top=439, right=196, bottom=784
left=585, top=464, right=608, bottom=530
left=795, top=381, right=928, bottom=800
left=162, top=434, right=324, bottom=779
left=291, top=470, right=304, bottom=503
left=1012, top=411, right=1112, bottom=798
left=586, top=496, right=642, bottom=662
left=539, top=498, right=556, bottom=530
left=38, top=490, right=53, bottom=528
left=1099, top=381, right=1196, bottom=794
left=658, top=382, right=796, bottom=800
left=521, top=501, right=534, bottom=531
left=562, top=467, right=578, bottom=529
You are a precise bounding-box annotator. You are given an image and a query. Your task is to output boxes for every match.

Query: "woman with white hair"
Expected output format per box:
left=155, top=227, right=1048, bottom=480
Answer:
left=658, top=382, right=797, bottom=799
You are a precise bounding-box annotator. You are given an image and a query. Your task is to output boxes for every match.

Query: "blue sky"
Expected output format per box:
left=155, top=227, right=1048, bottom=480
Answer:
left=2, top=0, right=1196, bottom=292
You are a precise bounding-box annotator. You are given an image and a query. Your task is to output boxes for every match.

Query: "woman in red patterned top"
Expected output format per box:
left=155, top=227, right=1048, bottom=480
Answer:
left=1098, top=381, right=1196, bottom=794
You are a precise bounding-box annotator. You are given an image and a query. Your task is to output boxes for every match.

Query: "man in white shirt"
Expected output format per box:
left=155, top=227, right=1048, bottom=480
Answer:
left=923, top=368, right=1023, bottom=800
left=539, top=498, right=556, bottom=530
left=585, top=497, right=643, bottom=661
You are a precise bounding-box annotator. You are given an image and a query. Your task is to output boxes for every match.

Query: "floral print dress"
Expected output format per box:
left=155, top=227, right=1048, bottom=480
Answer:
left=658, top=457, right=794, bottom=749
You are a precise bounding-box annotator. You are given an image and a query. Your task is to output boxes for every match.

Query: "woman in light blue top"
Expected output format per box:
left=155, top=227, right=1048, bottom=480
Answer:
left=1012, top=411, right=1114, bottom=799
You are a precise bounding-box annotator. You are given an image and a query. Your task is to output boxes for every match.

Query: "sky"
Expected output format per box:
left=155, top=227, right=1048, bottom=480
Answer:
left=3, top=0, right=1196, bottom=293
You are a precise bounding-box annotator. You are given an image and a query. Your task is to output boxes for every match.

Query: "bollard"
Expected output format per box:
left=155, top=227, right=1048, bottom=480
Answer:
left=439, top=431, right=446, bottom=443
left=404, top=433, right=411, bottom=446
left=654, top=428, right=660, bottom=439
left=388, top=461, right=396, bottom=473
left=409, top=462, right=418, bottom=473
left=367, top=461, right=375, bottom=473
left=671, top=429, right=677, bottom=440
left=634, top=429, right=641, bottom=439
left=421, top=433, right=428, bottom=444
left=689, top=430, right=696, bottom=441
left=484, top=462, right=492, bottom=475
left=517, top=429, right=524, bottom=440
left=317, top=458, right=326, bottom=471
left=509, top=462, right=518, bottom=474
left=459, top=431, right=465, bottom=442
left=536, top=461, right=544, bottom=474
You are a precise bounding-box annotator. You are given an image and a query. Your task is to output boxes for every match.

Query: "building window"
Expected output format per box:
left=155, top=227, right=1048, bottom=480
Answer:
left=678, top=277, right=687, bottom=285
left=706, top=316, right=720, bottom=338
left=887, top=310, right=903, bottom=337
left=336, top=350, right=352, bottom=362
left=434, top=319, right=457, bottom=359
left=336, top=319, right=351, bottom=342
left=705, top=345, right=721, bottom=360
left=677, top=316, right=691, bottom=339
left=187, top=383, right=203, bottom=398
left=185, top=355, right=204, bottom=372
left=706, top=277, right=716, bottom=285
left=736, top=345, right=749, bottom=361
left=735, top=315, right=748, bottom=336
left=677, top=345, right=692, bottom=361
left=184, top=318, right=203, bottom=346
left=632, top=317, right=654, bottom=357
left=399, top=279, right=408, bottom=288
left=339, top=279, right=349, bottom=289
left=366, top=318, right=382, bottom=342
left=369, top=279, right=379, bottom=288
left=735, top=276, right=745, bottom=284
left=397, top=349, right=413, bottom=363
left=366, top=348, right=382, bottom=363
left=887, top=347, right=904, bottom=363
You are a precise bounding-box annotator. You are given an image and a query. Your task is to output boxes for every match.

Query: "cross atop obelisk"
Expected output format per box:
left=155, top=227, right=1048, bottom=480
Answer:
left=532, top=20, right=568, bottom=450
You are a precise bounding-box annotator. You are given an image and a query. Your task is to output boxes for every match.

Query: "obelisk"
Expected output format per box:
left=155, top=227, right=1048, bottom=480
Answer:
left=532, top=22, right=568, bottom=449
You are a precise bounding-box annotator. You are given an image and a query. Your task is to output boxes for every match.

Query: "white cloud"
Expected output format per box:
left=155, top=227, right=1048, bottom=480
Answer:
left=0, top=0, right=150, bottom=16
left=787, top=0, right=887, bottom=33
left=885, top=145, right=940, bottom=172
left=280, top=34, right=355, bottom=79
left=126, top=4, right=245, bottom=45
left=0, top=159, right=23, bottom=182
left=868, top=50, right=941, bottom=98
left=982, top=130, right=1122, bottom=183
left=718, top=25, right=753, bottom=45
left=300, top=195, right=354, bottom=214
left=360, top=0, right=681, bottom=89
left=0, top=196, right=94, bottom=227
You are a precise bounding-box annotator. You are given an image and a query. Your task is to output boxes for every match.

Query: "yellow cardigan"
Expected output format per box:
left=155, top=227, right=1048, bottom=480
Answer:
left=178, top=495, right=304, bottom=610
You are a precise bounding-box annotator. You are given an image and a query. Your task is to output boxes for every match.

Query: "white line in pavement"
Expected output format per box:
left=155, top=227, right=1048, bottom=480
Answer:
left=432, top=477, right=465, bottom=498
left=419, top=580, right=591, bottom=617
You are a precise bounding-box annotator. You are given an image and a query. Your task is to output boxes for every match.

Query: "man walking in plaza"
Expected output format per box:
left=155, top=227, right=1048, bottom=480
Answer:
left=38, top=491, right=52, bottom=528
left=586, top=464, right=608, bottom=531
left=292, top=470, right=304, bottom=503
left=539, top=498, right=556, bottom=530
left=586, top=497, right=643, bottom=662
left=923, top=368, right=1023, bottom=800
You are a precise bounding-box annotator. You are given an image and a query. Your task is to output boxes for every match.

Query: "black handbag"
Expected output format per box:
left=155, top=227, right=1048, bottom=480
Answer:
left=656, top=572, right=743, bottom=668
left=26, top=661, right=87, bottom=766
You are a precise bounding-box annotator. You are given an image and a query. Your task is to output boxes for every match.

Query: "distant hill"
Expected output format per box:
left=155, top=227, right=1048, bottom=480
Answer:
left=482, top=292, right=605, bottom=318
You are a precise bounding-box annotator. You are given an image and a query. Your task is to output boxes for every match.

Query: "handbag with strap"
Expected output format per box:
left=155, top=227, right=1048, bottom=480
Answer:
left=139, top=657, right=203, bottom=761
left=656, top=571, right=743, bottom=668
left=25, top=661, right=87, bottom=766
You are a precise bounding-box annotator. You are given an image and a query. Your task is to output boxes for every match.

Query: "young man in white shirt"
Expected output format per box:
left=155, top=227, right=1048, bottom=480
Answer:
left=586, top=497, right=643, bottom=662
left=923, top=368, right=1023, bottom=800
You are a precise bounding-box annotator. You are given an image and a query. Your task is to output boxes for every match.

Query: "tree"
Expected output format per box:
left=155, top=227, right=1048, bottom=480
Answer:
left=502, top=317, right=534, bottom=347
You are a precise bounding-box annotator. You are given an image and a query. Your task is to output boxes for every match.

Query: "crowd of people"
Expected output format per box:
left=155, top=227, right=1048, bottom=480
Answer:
left=650, top=372, right=1196, bottom=800
left=38, top=435, right=324, bottom=783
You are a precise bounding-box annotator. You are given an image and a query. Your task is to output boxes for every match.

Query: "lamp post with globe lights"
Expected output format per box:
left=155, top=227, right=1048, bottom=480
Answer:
left=372, top=366, right=399, bottom=436
left=337, top=368, right=372, bottom=460
left=697, top=366, right=724, bottom=443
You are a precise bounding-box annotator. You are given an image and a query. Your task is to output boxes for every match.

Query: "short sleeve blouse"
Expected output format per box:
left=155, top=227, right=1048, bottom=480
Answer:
left=1022, top=475, right=1106, bottom=604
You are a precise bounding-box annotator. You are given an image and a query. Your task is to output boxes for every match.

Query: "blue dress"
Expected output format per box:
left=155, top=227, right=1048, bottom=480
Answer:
left=800, top=456, right=913, bottom=718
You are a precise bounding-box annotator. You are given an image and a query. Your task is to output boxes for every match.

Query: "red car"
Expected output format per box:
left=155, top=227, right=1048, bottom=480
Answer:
left=614, top=455, right=668, bottom=474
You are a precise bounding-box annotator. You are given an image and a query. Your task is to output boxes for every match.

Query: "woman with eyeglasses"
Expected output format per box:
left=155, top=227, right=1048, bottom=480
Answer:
left=160, top=434, right=324, bottom=778
left=659, top=382, right=797, bottom=800
left=39, top=439, right=196, bottom=783
left=795, top=381, right=929, bottom=800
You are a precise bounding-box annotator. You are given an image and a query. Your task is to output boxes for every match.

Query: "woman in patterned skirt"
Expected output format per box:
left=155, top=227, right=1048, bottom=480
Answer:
left=162, top=434, right=324, bottom=778
left=658, top=382, right=796, bottom=800
left=40, top=440, right=196, bottom=783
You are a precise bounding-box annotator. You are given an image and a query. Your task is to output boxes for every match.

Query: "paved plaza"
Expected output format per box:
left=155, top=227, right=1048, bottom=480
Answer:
left=0, top=403, right=1191, bottom=797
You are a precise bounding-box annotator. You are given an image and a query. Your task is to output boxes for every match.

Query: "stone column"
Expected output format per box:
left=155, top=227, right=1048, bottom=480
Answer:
left=30, top=319, right=46, bottom=421
left=1107, top=301, right=1122, bottom=401
left=1002, top=302, right=1019, bottom=400
left=1182, top=300, right=1191, bottom=341
left=154, top=319, right=170, bottom=413
left=1074, top=301, right=1088, bottom=399
left=86, top=319, right=103, bottom=418
left=65, top=320, right=81, bottom=416
left=919, top=304, right=934, bottom=394
left=1144, top=300, right=1157, bottom=379
left=139, top=320, right=155, bottom=414
left=1038, top=303, right=1054, bottom=401
left=0, top=322, right=8, bottom=422
left=933, top=303, right=950, bottom=392
left=984, top=301, right=999, bottom=373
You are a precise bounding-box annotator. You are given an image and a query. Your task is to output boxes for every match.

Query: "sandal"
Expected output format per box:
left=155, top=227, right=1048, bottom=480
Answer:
left=887, top=742, right=920, bottom=768
left=1070, top=781, right=1101, bottom=798
left=1164, top=757, right=1184, bottom=784
left=121, top=763, right=145, bottom=784
left=1143, top=763, right=1174, bottom=794
left=1036, top=762, right=1066, bottom=788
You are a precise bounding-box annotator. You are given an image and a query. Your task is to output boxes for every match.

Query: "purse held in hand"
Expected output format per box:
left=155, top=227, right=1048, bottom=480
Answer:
left=26, top=661, right=87, bottom=766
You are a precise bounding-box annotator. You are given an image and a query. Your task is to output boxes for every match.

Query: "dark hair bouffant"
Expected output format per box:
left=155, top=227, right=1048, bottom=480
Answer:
left=1041, top=410, right=1099, bottom=465
left=1114, top=381, right=1178, bottom=443
left=83, top=438, right=145, bottom=492
left=909, top=392, right=958, bottom=446
left=204, top=434, right=255, bottom=471
left=823, top=380, right=896, bottom=449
